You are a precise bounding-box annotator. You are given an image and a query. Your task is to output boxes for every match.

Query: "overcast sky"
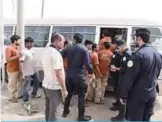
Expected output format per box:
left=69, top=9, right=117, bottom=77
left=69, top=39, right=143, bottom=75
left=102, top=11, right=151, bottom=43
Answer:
left=3, top=0, right=162, bottom=25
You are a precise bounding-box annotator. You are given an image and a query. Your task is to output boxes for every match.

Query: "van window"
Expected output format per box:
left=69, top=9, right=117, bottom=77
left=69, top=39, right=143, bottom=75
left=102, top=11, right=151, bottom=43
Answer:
left=52, top=26, right=96, bottom=42
left=23, top=26, right=50, bottom=47
left=4, top=26, right=14, bottom=45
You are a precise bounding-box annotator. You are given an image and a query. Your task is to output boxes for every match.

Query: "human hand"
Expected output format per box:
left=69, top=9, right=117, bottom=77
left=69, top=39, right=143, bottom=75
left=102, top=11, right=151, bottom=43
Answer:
left=62, top=90, right=68, bottom=98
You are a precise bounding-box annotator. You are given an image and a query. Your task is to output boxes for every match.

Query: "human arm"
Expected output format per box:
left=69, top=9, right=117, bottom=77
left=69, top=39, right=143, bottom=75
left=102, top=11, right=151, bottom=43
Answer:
left=84, top=50, right=93, bottom=75
left=92, top=52, right=103, bottom=78
left=52, top=52, right=67, bottom=96
left=120, top=54, right=141, bottom=99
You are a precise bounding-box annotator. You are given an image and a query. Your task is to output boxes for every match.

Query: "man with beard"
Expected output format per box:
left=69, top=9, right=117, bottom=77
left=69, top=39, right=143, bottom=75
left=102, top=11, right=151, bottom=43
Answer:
left=5, top=35, right=23, bottom=102
left=110, top=40, right=132, bottom=121
left=120, top=28, right=162, bottom=121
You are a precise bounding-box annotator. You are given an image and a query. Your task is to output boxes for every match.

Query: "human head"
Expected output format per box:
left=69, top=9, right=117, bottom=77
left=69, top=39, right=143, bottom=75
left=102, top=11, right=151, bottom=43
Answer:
left=133, top=28, right=151, bottom=47
left=25, top=37, right=34, bottom=49
left=84, top=40, right=93, bottom=51
left=10, top=35, right=21, bottom=46
left=116, top=40, right=127, bottom=53
left=102, top=30, right=111, bottom=38
left=73, top=33, right=84, bottom=44
left=111, top=38, right=119, bottom=49
left=92, top=43, right=97, bottom=52
left=64, top=40, right=69, bottom=48
left=51, top=33, right=65, bottom=50
left=103, top=41, right=110, bottom=49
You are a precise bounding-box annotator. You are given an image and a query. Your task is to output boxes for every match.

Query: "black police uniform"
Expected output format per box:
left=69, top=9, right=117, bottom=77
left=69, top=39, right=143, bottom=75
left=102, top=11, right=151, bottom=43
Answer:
left=120, top=44, right=162, bottom=121
left=111, top=48, right=132, bottom=121
left=62, top=43, right=93, bottom=120
left=109, top=51, right=122, bottom=106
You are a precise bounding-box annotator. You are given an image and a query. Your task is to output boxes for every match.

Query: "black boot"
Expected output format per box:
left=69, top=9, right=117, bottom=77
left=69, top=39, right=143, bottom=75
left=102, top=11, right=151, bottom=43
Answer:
left=112, top=101, right=118, bottom=106
left=62, top=109, right=70, bottom=117
left=77, top=115, right=92, bottom=121
left=77, top=109, right=92, bottom=121
left=110, top=105, right=119, bottom=111
left=111, top=114, right=125, bottom=121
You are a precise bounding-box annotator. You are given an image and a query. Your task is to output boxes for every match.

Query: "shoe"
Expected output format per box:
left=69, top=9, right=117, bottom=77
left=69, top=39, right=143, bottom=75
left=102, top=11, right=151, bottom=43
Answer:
left=62, top=109, right=70, bottom=117
left=77, top=115, right=92, bottom=121
left=31, top=94, right=41, bottom=98
left=112, top=101, right=118, bottom=106
left=95, top=100, right=104, bottom=105
left=23, top=101, right=31, bottom=110
left=18, top=96, right=23, bottom=99
left=9, top=98, right=18, bottom=103
left=110, top=106, right=119, bottom=111
left=111, top=115, right=125, bottom=121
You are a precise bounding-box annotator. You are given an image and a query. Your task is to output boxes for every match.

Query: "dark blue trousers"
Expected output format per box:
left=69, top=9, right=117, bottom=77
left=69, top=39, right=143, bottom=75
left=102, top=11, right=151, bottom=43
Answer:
left=63, top=75, right=85, bottom=117
left=127, top=97, right=156, bottom=121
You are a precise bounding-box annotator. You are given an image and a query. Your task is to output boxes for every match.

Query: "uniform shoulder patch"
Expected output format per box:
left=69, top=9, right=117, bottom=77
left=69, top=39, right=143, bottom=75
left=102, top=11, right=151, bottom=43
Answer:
left=127, top=60, right=133, bottom=67
left=123, top=57, right=126, bottom=61
left=113, top=55, right=115, bottom=58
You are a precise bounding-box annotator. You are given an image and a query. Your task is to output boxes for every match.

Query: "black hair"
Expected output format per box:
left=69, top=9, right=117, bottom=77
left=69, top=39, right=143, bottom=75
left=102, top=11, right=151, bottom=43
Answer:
left=51, top=33, right=63, bottom=43
left=84, top=40, right=93, bottom=46
left=92, top=43, right=97, bottom=51
left=73, top=33, right=83, bottom=43
left=64, top=40, right=68, bottom=46
left=25, top=37, right=34, bottom=43
left=10, top=35, right=21, bottom=44
left=116, top=40, right=126, bottom=46
left=103, top=29, right=111, bottom=37
left=135, top=28, right=151, bottom=43
left=103, top=41, right=110, bottom=49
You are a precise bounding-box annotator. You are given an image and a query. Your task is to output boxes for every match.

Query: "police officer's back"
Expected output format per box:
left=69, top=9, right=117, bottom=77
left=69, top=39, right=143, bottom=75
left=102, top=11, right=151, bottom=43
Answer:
left=62, top=34, right=93, bottom=121
left=120, top=28, right=162, bottom=121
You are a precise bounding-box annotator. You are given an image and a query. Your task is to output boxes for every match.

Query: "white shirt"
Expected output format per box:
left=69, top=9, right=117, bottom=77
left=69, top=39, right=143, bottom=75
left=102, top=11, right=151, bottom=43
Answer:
left=42, top=47, right=64, bottom=90
left=20, top=48, right=36, bottom=76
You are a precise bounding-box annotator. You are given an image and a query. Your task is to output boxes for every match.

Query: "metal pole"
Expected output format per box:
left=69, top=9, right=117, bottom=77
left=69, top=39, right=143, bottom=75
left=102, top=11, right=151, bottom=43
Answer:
left=17, top=0, right=25, bottom=49
left=0, top=0, right=5, bottom=88
left=41, top=0, right=44, bottom=18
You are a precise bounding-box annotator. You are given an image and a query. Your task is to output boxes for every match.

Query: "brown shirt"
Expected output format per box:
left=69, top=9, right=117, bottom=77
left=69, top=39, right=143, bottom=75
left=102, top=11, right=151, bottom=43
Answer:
left=98, top=49, right=113, bottom=77
left=5, top=46, right=20, bottom=72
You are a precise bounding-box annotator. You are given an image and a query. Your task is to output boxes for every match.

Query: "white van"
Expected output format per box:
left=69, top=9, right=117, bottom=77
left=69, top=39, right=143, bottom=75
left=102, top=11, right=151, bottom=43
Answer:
left=1, top=18, right=162, bottom=94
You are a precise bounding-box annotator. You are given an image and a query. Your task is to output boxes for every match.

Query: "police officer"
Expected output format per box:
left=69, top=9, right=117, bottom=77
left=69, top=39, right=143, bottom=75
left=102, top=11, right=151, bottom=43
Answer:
left=110, top=40, right=132, bottom=121
left=109, top=40, right=123, bottom=110
left=120, top=28, right=162, bottom=121
left=62, top=34, right=93, bottom=121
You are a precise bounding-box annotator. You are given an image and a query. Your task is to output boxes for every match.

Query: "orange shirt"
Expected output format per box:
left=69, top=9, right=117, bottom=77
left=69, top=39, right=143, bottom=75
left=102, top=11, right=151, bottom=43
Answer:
left=63, top=58, right=68, bottom=70
left=98, top=49, right=113, bottom=77
left=5, top=46, right=20, bottom=72
left=99, top=37, right=111, bottom=50
left=91, top=51, right=100, bottom=78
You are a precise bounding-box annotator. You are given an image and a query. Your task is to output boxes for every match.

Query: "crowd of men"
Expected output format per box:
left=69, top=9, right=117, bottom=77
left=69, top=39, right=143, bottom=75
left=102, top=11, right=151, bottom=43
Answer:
left=5, top=28, right=162, bottom=121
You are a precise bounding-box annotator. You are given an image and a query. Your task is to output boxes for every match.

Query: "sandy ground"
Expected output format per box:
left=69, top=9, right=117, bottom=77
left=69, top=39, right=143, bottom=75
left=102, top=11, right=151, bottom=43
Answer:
left=1, top=86, right=162, bottom=121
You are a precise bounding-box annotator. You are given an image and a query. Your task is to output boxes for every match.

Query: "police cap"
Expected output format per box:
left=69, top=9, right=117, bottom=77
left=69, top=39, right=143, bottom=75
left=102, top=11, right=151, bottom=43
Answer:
left=116, top=40, right=126, bottom=46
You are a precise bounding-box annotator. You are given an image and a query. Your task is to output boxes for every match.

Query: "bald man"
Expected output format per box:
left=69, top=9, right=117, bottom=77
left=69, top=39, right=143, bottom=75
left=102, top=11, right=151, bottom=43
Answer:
left=42, top=33, right=67, bottom=121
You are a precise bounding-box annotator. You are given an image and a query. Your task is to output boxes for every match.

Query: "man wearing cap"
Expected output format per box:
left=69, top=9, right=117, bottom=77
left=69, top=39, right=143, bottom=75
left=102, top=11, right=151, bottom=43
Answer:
left=110, top=40, right=132, bottom=121
left=109, top=39, right=123, bottom=110
left=119, top=28, right=162, bottom=121
left=62, top=34, right=93, bottom=121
